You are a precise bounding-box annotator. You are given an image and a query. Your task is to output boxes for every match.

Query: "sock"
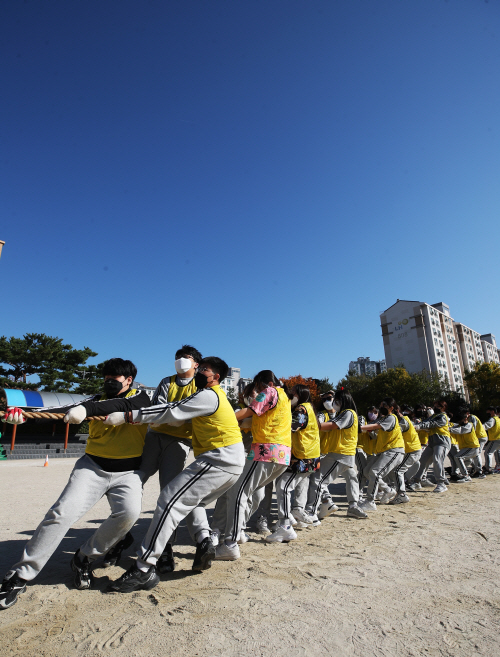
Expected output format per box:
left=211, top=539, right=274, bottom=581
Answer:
left=196, top=529, right=210, bottom=544
left=136, top=559, right=150, bottom=573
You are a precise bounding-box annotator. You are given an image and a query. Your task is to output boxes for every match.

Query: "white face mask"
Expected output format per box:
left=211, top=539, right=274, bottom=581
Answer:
left=291, top=396, right=299, bottom=408
left=323, top=400, right=334, bottom=411
left=332, top=401, right=341, bottom=412
left=175, top=357, right=192, bottom=374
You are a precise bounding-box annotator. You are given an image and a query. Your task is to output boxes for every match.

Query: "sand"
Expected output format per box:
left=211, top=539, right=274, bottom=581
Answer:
left=1, top=457, right=500, bottom=657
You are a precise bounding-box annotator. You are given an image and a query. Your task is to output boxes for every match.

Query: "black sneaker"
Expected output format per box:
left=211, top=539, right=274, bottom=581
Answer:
left=102, top=533, right=134, bottom=568
left=405, top=483, right=416, bottom=492
left=483, top=467, right=493, bottom=475
left=107, top=564, right=159, bottom=593
left=192, top=537, right=216, bottom=571
left=71, top=550, right=94, bottom=590
left=470, top=470, right=481, bottom=479
left=0, top=572, right=27, bottom=610
left=157, top=543, right=175, bottom=574
left=450, top=473, right=464, bottom=482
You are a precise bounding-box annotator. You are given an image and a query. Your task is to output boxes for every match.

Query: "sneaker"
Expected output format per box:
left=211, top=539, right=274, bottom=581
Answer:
left=359, top=500, right=377, bottom=512
left=294, top=520, right=311, bottom=529
left=309, top=514, right=322, bottom=527
left=214, top=542, right=240, bottom=561
left=483, top=467, right=493, bottom=475
left=255, top=516, right=270, bottom=535
left=455, top=476, right=472, bottom=484
left=237, top=532, right=250, bottom=544
left=0, top=572, right=27, bottom=610
left=412, top=481, right=423, bottom=491
left=265, top=525, right=297, bottom=543
left=102, top=532, right=134, bottom=568
left=477, top=472, right=486, bottom=479
left=470, top=470, right=481, bottom=479
left=157, top=543, right=175, bottom=574
left=443, top=478, right=450, bottom=485
left=71, top=550, right=94, bottom=590
left=450, top=473, right=464, bottom=482
left=379, top=489, right=397, bottom=505
left=318, top=501, right=338, bottom=520
left=292, top=508, right=313, bottom=525
left=210, top=529, right=220, bottom=547
left=422, top=479, right=435, bottom=488
left=493, top=466, right=500, bottom=474
left=192, top=537, right=216, bottom=571
left=290, top=516, right=297, bottom=527
left=390, top=493, right=410, bottom=504
left=346, top=505, right=368, bottom=519
left=433, top=484, right=448, bottom=493
left=107, top=564, right=159, bottom=593
left=405, top=483, right=416, bottom=492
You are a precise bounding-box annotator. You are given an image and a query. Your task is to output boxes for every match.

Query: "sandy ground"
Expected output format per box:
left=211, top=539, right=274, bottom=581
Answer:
left=1, top=457, right=500, bottom=657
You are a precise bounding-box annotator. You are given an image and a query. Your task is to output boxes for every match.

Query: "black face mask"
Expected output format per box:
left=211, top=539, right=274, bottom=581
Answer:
left=378, top=406, right=389, bottom=416
left=194, top=372, right=209, bottom=390
left=104, top=379, right=124, bottom=397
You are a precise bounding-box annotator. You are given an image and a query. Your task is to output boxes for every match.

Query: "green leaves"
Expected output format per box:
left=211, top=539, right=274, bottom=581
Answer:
left=463, top=362, right=500, bottom=414
left=0, top=333, right=99, bottom=392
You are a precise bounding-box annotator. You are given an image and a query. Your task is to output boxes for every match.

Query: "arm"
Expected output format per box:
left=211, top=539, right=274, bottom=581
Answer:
left=151, top=377, right=172, bottom=406
left=321, top=410, right=354, bottom=432
left=82, top=390, right=151, bottom=416
left=484, top=417, right=496, bottom=430
left=291, top=405, right=308, bottom=432
left=398, top=417, right=410, bottom=432
left=449, top=422, right=474, bottom=434
left=415, top=413, right=448, bottom=432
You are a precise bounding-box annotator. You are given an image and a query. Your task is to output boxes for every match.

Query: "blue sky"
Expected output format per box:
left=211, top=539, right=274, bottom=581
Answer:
left=1, top=0, right=499, bottom=387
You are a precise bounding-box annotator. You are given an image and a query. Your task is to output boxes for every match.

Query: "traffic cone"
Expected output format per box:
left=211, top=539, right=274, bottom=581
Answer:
left=44, top=454, right=49, bottom=467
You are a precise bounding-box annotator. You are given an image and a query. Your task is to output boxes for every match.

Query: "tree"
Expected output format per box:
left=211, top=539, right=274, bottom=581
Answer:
left=225, top=387, right=239, bottom=409
left=463, top=362, right=500, bottom=415
left=281, top=375, right=320, bottom=404
left=314, top=377, right=335, bottom=395
left=73, top=363, right=105, bottom=395
left=0, top=333, right=98, bottom=392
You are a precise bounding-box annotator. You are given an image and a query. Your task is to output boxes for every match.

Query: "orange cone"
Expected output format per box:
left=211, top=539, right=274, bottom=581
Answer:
left=44, top=454, right=49, bottom=467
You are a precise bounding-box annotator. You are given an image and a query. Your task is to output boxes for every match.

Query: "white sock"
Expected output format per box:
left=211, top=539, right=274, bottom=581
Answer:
left=136, top=559, right=150, bottom=573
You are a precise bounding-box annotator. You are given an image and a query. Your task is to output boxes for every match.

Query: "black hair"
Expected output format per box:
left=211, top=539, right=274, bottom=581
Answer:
left=400, top=405, right=413, bottom=414
left=434, top=399, right=448, bottom=411
left=253, top=370, right=281, bottom=392
left=334, top=388, right=358, bottom=414
left=199, top=356, right=229, bottom=382
left=381, top=397, right=397, bottom=409
left=240, top=382, right=255, bottom=405
left=457, top=406, right=469, bottom=423
left=486, top=406, right=497, bottom=413
left=292, top=384, right=312, bottom=405
left=367, top=405, right=378, bottom=413
left=102, top=358, right=137, bottom=381
left=175, top=345, right=202, bottom=364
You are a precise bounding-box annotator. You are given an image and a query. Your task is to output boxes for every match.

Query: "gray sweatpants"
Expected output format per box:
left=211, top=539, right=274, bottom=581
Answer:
left=455, top=447, right=480, bottom=477
left=365, top=449, right=405, bottom=502
left=484, top=440, right=500, bottom=469
left=137, top=458, right=240, bottom=568
left=391, top=450, right=422, bottom=494
left=223, top=459, right=287, bottom=543
left=414, top=437, right=451, bottom=486
left=312, top=452, right=361, bottom=512
left=275, top=470, right=311, bottom=523
left=11, top=455, right=143, bottom=581
left=140, top=431, right=206, bottom=543
left=448, top=444, right=459, bottom=474
left=294, top=467, right=322, bottom=515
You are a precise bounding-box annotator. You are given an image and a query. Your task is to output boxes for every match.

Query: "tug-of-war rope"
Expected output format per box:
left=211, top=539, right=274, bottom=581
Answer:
left=0, top=411, right=106, bottom=421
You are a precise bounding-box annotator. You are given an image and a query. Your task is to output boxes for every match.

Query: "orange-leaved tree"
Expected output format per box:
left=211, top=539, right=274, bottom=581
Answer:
left=281, top=375, right=320, bottom=404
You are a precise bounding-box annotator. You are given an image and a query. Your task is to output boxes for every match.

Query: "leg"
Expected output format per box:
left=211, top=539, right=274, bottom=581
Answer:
left=310, top=453, right=341, bottom=516
left=336, top=462, right=361, bottom=505
left=413, top=444, right=433, bottom=483
left=365, top=451, right=404, bottom=503
left=303, top=467, right=322, bottom=515
left=432, top=444, right=450, bottom=485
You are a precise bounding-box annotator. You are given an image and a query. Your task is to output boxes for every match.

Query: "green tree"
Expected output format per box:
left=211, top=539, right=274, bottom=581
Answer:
left=0, top=333, right=98, bottom=392
left=226, top=387, right=239, bottom=409
left=73, top=363, right=105, bottom=395
left=463, top=362, right=500, bottom=415
left=314, top=377, right=335, bottom=395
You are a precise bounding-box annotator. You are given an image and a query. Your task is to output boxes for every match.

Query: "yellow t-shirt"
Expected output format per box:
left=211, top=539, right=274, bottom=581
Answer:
left=191, top=385, right=243, bottom=457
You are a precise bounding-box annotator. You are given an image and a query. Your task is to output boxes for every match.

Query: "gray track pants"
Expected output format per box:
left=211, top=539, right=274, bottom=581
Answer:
left=294, top=467, right=322, bottom=515
left=275, top=470, right=311, bottom=523
left=455, top=447, right=480, bottom=477
left=414, top=438, right=451, bottom=486
left=11, top=455, right=143, bottom=581
left=137, top=458, right=240, bottom=568
left=484, top=440, right=500, bottom=469
left=391, top=450, right=422, bottom=494
left=223, top=459, right=287, bottom=543
left=312, top=453, right=361, bottom=511
left=365, top=449, right=405, bottom=502
left=140, top=431, right=206, bottom=543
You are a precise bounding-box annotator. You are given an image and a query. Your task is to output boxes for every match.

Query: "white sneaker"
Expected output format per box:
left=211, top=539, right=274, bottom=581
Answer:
left=265, top=525, right=297, bottom=543
left=214, top=542, right=240, bottom=561
left=433, top=484, right=448, bottom=493
left=210, top=529, right=220, bottom=547
left=455, top=476, right=472, bottom=484
left=291, top=508, right=313, bottom=524
left=318, top=501, right=338, bottom=519
left=294, top=521, right=311, bottom=529
left=379, top=489, right=397, bottom=505
left=308, top=514, right=322, bottom=526
left=422, top=479, right=435, bottom=488
left=359, top=500, right=377, bottom=512
left=346, top=505, right=368, bottom=519
left=290, top=516, right=297, bottom=526
left=412, top=481, right=422, bottom=491
left=237, top=532, right=250, bottom=544
left=390, top=493, right=410, bottom=504
left=255, top=516, right=270, bottom=535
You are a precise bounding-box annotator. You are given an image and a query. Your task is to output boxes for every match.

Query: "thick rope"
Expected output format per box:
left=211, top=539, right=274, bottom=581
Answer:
left=0, top=411, right=107, bottom=421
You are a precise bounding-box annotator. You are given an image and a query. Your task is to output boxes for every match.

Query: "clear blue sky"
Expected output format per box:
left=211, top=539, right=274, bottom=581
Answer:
left=1, top=1, right=499, bottom=387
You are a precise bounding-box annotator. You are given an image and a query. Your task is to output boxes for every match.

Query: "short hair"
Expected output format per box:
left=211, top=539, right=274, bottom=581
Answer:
left=253, top=370, right=281, bottom=389
left=175, top=345, right=202, bottom=364
left=199, top=357, right=229, bottom=382
left=434, top=399, right=448, bottom=411
left=102, top=358, right=137, bottom=381
left=401, top=405, right=413, bottom=414
left=292, top=384, right=312, bottom=405
left=381, top=397, right=397, bottom=409
left=486, top=406, right=496, bottom=413
left=334, top=388, right=358, bottom=414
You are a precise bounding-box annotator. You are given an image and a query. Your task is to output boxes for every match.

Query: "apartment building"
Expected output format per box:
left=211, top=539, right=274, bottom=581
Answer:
left=481, top=334, right=500, bottom=364
left=349, top=356, right=387, bottom=376
left=219, top=367, right=252, bottom=399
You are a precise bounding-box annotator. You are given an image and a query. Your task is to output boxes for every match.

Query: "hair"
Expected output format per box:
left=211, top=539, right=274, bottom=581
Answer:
left=334, top=387, right=357, bottom=414
left=241, top=382, right=255, bottom=402
left=253, top=370, right=281, bottom=392
left=367, top=405, right=378, bottom=413
left=0, top=387, right=6, bottom=413
left=434, top=399, right=448, bottom=411
left=102, top=358, right=137, bottom=381
left=486, top=406, right=497, bottom=413
left=199, top=357, right=229, bottom=382
left=457, top=406, right=469, bottom=423
left=400, top=405, right=413, bottom=415
left=175, top=345, right=202, bottom=364
left=381, top=397, right=397, bottom=409
left=292, top=384, right=312, bottom=405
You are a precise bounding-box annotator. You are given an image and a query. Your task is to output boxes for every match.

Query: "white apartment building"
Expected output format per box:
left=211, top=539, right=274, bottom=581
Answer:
left=219, top=367, right=252, bottom=399
left=380, top=300, right=466, bottom=394
left=349, top=356, right=387, bottom=376
left=481, top=334, right=500, bottom=364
